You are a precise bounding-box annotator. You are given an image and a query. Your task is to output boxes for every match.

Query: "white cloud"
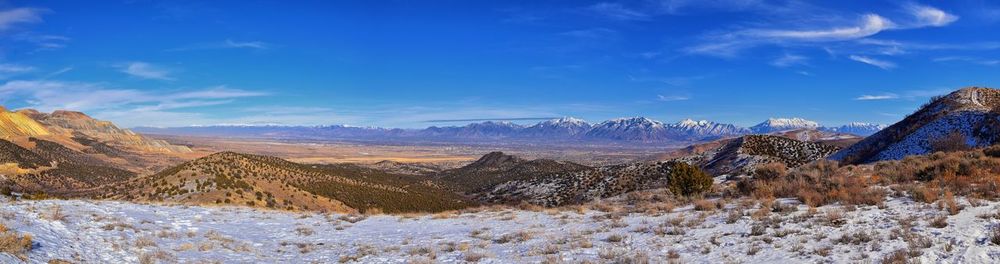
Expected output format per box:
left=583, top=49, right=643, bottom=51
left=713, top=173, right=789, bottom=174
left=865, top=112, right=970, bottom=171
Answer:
left=848, top=55, right=896, bottom=70
left=657, top=95, right=690, bottom=101
left=224, top=39, right=269, bottom=50
left=771, top=54, right=808, bottom=67
left=168, top=39, right=271, bottom=51
left=559, top=28, right=616, bottom=38
left=686, top=4, right=958, bottom=57
left=752, top=14, right=894, bottom=42
left=0, top=64, right=34, bottom=73
left=0, top=80, right=264, bottom=114
left=0, top=7, right=45, bottom=31
left=855, top=93, right=899, bottom=100
left=933, top=56, right=1000, bottom=66
left=118, top=62, right=174, bottom=80
left=586, top=2, right=650, bottom=21
left=907, top=4, right=958, bottom=27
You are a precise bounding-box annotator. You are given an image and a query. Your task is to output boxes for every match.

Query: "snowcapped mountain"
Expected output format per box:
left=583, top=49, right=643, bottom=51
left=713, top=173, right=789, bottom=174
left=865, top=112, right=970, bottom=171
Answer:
left=750, top=118, right=820, bottom=133
left=583, top=117, right=672, bottom=141
left=669, top=119, right=751, bottom=140
left=521, top=117, right=592, bottom=137
left=820, top=122, right=888, bottom=136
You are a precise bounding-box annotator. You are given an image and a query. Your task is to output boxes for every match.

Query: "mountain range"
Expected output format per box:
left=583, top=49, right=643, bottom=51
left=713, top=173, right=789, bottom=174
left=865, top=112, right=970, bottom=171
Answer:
left=135, top=116, right=887, bottom=144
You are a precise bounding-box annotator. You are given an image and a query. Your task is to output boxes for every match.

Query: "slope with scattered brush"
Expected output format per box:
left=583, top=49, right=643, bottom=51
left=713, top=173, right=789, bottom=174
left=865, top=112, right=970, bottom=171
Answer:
left=0, top=138, right=137, bottom=194
left=832, top=87, right=1000, bottom=164
left=434, top=152, right=590, bottom=194
left=366, top=160, right=444, bottom=175
left=99, top=152, right=473, bottom=213
left=700, top=135, right=840, bottom=176
left=481, top=161, right=677, bottom=206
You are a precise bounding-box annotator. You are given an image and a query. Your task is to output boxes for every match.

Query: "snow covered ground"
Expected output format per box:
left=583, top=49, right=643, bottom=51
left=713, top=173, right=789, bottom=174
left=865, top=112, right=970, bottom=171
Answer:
left=2, top=196, right=999, bottom=263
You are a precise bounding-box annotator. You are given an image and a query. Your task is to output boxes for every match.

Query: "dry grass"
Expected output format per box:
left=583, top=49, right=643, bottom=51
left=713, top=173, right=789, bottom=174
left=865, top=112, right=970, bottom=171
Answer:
left=693, top=199, right=717, bottom=211
left=929, top=215, right=949, bottom=228
left=0, top=224, right=32, bottom=260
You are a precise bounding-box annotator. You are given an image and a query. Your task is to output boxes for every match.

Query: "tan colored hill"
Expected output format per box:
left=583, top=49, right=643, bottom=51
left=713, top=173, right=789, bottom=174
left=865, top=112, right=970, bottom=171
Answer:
left=0, top=106, right=193, bottom=177
left=97, top=152, right=474, bottom=213
left=29, top=110, right=191, bottom=154
left=0, top=107, right=50, bottom=139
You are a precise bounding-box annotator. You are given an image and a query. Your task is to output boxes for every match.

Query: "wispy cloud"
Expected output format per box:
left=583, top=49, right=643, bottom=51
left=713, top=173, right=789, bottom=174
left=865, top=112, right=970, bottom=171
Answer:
left=0, top=80, right=265, bottom=113
left=848, top=55, right=896, bottom=70
left=223, top=39, right=269, bottom=49
left=558, top=27, right=616, bottom=39
left=906, top=4, right=958, bottom=28
left=586, top=2, right=649, bottom=21
left=771, top=54, right=808, bottom=67
left=117, top=62, right=174, bottom=80
left=0, top=64, right=34, bottom=74
left=933, top=56, right=1000, bottom=66
left=168, top=39, right=271, bottom=51
left=685, top=4, right=958, bottom=57
left=0, top=64, right=35, bottom=79
left=657, top=95, right=690, bottom=101
left=855, top=93, right=899, bottom=100
left=0, top=7, right=46, bottom=31
left=629, top=74, right=708, bottom=86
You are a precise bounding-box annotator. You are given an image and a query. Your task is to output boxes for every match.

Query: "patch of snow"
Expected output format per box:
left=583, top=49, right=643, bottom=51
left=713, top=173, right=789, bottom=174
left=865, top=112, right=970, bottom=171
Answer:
left=3, top=196, right=999, bottom=263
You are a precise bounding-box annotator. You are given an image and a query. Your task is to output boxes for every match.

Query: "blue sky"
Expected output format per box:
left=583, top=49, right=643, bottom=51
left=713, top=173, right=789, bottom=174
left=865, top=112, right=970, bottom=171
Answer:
left=0, top=0, right=997, bottom=128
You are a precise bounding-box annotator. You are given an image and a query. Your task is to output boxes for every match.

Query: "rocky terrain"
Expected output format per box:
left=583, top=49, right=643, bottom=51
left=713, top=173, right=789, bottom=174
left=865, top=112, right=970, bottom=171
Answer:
left=696, top=135, right=840, bottom=177
left=482, top=161, right=678, bottom=206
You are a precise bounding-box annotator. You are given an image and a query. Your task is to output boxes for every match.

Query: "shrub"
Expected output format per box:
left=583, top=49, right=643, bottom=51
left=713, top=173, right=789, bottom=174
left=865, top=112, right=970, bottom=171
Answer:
left=991, top=226, right=1000, bottom=246
left=753, top=162, right=787, bottom=181
left=930, top=215, right=948, bottom=228
left=668, top=162, right=713, bottom=197
left=985, top=145, right=1000, bottom=158
left=693, top=199, right=717, bottom=211
left=929, top=132, right=970, bottom=153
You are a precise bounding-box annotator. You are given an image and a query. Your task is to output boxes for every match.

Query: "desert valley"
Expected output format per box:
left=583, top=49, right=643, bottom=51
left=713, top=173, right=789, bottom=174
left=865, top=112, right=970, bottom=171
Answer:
left=2, top=87, right=1000, bottom=263
left=1, top=1, right=998, bottom=263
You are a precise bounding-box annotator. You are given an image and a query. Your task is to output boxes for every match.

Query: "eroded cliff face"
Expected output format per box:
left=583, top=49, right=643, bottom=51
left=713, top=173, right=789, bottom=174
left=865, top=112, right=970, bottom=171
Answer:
left=0, top=107, right=51, bottom=139
left=26, top=109, right=191, bottom=153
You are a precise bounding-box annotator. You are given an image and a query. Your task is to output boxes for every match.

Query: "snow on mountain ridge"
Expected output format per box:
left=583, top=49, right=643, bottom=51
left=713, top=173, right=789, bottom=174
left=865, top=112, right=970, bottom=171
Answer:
left=750, top=117, right=820, bottom=133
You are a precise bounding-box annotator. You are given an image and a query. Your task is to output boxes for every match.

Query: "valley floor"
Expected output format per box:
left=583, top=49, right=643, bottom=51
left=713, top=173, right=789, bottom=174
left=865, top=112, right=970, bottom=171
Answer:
left=2, top=196, right=999, bottom=263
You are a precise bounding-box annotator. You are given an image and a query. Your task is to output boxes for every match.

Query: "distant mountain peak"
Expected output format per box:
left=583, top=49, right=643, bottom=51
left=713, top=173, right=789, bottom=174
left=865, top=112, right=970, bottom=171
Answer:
left=49, top=110, right=95, bottom=120
left=751, top=117, right=820, bottom=133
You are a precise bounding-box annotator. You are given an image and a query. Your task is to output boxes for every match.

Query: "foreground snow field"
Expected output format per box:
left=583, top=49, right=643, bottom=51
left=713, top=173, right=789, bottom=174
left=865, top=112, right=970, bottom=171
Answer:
left=1, top=196, right=1000, bottom=263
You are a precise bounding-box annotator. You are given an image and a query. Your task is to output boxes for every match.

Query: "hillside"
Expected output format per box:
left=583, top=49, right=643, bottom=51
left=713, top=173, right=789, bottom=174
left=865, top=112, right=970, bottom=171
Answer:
left=669, top=134, right=840, bottom=177
left=832, top=87, right=1000, bottom=164
left=30, top=110, right=192, bottom=153
left=0, top=137, right=138, bottom=194
left=0, top=107, right=50, bottom=139
left=481, top=161, right=677, bottom=206
left=435, top=152, right=590, bottom=194
left=98, top=152, right=474, bottom=213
